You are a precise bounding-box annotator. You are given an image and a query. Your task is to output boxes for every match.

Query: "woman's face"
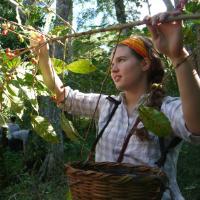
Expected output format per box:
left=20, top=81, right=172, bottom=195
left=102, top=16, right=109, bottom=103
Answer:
left=111, top=45, right=146, bottom=91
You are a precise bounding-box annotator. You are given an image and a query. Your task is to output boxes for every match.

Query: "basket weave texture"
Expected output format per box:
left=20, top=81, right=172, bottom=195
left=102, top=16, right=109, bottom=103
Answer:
left=66, top=161, right=168, bottom=200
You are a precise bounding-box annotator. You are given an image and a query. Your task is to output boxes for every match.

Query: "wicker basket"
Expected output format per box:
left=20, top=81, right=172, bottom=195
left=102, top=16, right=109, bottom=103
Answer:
left=66, top=161, right=168, bottom=200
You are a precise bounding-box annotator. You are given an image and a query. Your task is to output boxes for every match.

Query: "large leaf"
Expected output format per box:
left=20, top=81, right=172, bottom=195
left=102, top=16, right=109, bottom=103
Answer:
left=20, top=86, right=39, bottom=112
left=24, top=73, right=34, bottom=86
left=34, top=75, right=50, bottom=95
left=0, top=113, right=7, bottom=128
left=31, top=115, right=59, bottom=143
left=138, top=105, right=172, bottom=137
left=6, top=84, right=19, bottom=96
left=51, top=58, right=68, bottom=74
left=5, top=91, right=24, bottom=119
left=61, top=112, right=84, bottom=143
left=66, top=59, right=96, bottom=74
left=10, top=97, right=24, bottom=118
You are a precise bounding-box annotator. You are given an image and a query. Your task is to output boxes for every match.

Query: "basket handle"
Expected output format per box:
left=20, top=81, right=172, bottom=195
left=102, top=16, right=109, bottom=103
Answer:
left=117, top=117, right=141, bottom=163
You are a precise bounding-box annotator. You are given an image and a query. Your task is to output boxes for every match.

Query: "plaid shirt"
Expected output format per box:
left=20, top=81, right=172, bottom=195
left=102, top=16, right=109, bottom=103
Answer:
left=60, top=86, right=200, bottom=200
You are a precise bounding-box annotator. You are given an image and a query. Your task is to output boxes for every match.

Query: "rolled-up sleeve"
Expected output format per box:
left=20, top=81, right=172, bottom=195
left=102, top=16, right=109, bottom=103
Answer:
left=58, top=86, right=106, bottom=118
left=161, top=96, right=200, bottom=144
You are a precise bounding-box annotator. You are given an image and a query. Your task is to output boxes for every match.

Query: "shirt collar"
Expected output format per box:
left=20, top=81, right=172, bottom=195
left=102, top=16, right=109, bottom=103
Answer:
left=119, top=92, right=150, bottom=109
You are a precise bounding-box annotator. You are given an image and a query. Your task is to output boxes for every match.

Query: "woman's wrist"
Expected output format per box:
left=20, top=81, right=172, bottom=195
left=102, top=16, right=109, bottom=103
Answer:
left=170, top=48, right=189, bottom=68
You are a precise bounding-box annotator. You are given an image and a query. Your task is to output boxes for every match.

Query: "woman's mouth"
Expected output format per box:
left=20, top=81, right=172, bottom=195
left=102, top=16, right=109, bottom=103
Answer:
left=114, top=75, right=122, bottom=82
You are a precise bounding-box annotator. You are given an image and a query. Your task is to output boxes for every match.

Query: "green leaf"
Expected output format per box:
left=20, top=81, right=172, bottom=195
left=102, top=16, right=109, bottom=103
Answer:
left=193, top=19, right=200, bottom=25
left=51, top=58, right=68, bottom=74
left=24, top=73, right=34, bottom=86
left=0, top=113, right=7, bottom=128
left=138, top=105, right=172, bottom=137
left=61, top=112, right=84, bottom=143
left=10, top=96, right=24, bottom=118
left=66, top=59, right=96, bottom=74
left=4, top=90, right=24, bottom=118
left=31, top=115, right=59, bottom=143
left=49, top=25, right=70, bottom=36
left=20, top=86, right=39, bottom=112
left=6, top=84, right=19, bottom=96
left=6, top=57, right=21, bottom=69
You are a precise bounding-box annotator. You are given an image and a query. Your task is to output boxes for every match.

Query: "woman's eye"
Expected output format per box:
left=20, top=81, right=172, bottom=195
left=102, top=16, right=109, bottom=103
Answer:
left=119, top=58, right=125, bottom=62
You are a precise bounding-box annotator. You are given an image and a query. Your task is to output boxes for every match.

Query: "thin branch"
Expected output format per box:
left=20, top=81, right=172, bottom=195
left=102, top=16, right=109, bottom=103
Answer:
left=8, top=0, right=26, bottom=22
left=0, top=16, right=46, bottom=36
left=2, top=13, right=200, bottom=58
left=47, top=13, right=200, bottom=43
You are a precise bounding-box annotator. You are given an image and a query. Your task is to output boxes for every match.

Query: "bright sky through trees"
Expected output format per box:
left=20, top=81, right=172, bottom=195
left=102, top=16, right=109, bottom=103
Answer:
left=72, top=0, right=167, bottom=30
left=44, top=0, right=167, bottom=33
left=140, top=0, right=166, bottom=17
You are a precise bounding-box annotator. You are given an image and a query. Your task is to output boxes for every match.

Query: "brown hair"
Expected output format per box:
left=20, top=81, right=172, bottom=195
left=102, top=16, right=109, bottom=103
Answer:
left=137, top=36, right=165, bottom=109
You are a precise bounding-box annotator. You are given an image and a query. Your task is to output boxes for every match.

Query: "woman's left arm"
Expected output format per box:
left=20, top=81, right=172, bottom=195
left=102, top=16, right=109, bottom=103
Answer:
left=172, top=49, right=200, bottom=134
left=146, top=12, right=200, bottom=135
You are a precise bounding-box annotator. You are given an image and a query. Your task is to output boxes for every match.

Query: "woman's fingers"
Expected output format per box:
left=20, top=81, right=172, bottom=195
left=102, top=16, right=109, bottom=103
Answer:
left=29, top=32, right=46, bottom=47
left=29, top=32, right=48, bottom=55
left=148, top=12, right=169, bottom=25
left=145, top=11, right=182, bottom=26
left=159, top=12, right=168, bottom=22
left=144, top=16, right=159, bottom=40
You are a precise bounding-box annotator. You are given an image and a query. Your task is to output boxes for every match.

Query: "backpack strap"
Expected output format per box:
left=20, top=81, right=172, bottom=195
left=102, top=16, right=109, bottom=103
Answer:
left=87, top=96, right=121, bottom=161
left=155, top=136, right=182, bottom=167
left=117, top=117, right=141, bottom=163
left=152, top=98, right=183, bottom=168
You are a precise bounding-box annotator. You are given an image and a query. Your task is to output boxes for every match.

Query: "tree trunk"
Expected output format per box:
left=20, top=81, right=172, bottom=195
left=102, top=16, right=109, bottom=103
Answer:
left=54, top=0, right=73, bottom=61
left=37, top=96, right=64, bottom=181
left=162, top=0, right=174, bottom=11
left=113, top=0, right=131, bottom=35
left=145, top=0, right=151, bottom=16
left=38, top=0, right=74, bottom=181
left=113, top=0, right=126, bottom=24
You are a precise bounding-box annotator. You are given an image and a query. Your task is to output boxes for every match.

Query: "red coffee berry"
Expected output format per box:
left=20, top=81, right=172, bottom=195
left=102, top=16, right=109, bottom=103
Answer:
left=6, top=52, right=15, bottom=60
left=2, top=29, right=8, bottom=36
left=6, top=48, right=11, bottom=53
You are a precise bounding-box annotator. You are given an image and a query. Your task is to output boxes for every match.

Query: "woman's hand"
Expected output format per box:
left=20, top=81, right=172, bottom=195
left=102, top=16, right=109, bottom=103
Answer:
left=29, top=32, right=49, bottom=57
left=145, top=11, right=189, bottom=65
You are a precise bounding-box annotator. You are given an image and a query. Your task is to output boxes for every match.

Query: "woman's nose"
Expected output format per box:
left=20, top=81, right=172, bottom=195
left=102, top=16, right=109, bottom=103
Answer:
left=111, top=62, right=119, bottom=72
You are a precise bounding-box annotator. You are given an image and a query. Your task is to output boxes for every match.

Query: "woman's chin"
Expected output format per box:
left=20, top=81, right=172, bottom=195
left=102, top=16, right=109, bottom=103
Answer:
left=115, top=84, right=125, bottom=91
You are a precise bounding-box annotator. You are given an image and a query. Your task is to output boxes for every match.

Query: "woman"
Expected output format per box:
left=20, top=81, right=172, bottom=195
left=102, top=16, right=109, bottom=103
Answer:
left=32, top=12, right=200, bottom=199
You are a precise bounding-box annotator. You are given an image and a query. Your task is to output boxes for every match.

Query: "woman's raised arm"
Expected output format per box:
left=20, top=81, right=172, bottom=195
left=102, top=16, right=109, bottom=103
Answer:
left=30, top=34, right=65, bottom=102
left=146, top=12, right=200, bottom=135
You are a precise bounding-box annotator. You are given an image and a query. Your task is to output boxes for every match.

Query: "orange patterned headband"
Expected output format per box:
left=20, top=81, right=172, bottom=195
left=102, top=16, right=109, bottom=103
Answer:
left=119, top=37, right=149, bottom=58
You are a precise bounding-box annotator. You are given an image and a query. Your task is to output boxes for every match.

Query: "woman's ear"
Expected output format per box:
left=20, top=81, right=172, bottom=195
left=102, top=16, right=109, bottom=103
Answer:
left=140, top=57, right=151, bottom=71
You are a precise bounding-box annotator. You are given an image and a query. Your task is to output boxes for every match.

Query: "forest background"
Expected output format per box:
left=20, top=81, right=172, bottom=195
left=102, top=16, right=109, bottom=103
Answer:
left=0, top=0, right=200, bottom=199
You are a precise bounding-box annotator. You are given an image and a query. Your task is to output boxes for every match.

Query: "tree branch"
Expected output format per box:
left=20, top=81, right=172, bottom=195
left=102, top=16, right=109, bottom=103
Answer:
left=1, top=13, right=200, bottom=58
left=49, top=13, right=200, bottom=42
left=8, top=0, right=26, bottom=22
